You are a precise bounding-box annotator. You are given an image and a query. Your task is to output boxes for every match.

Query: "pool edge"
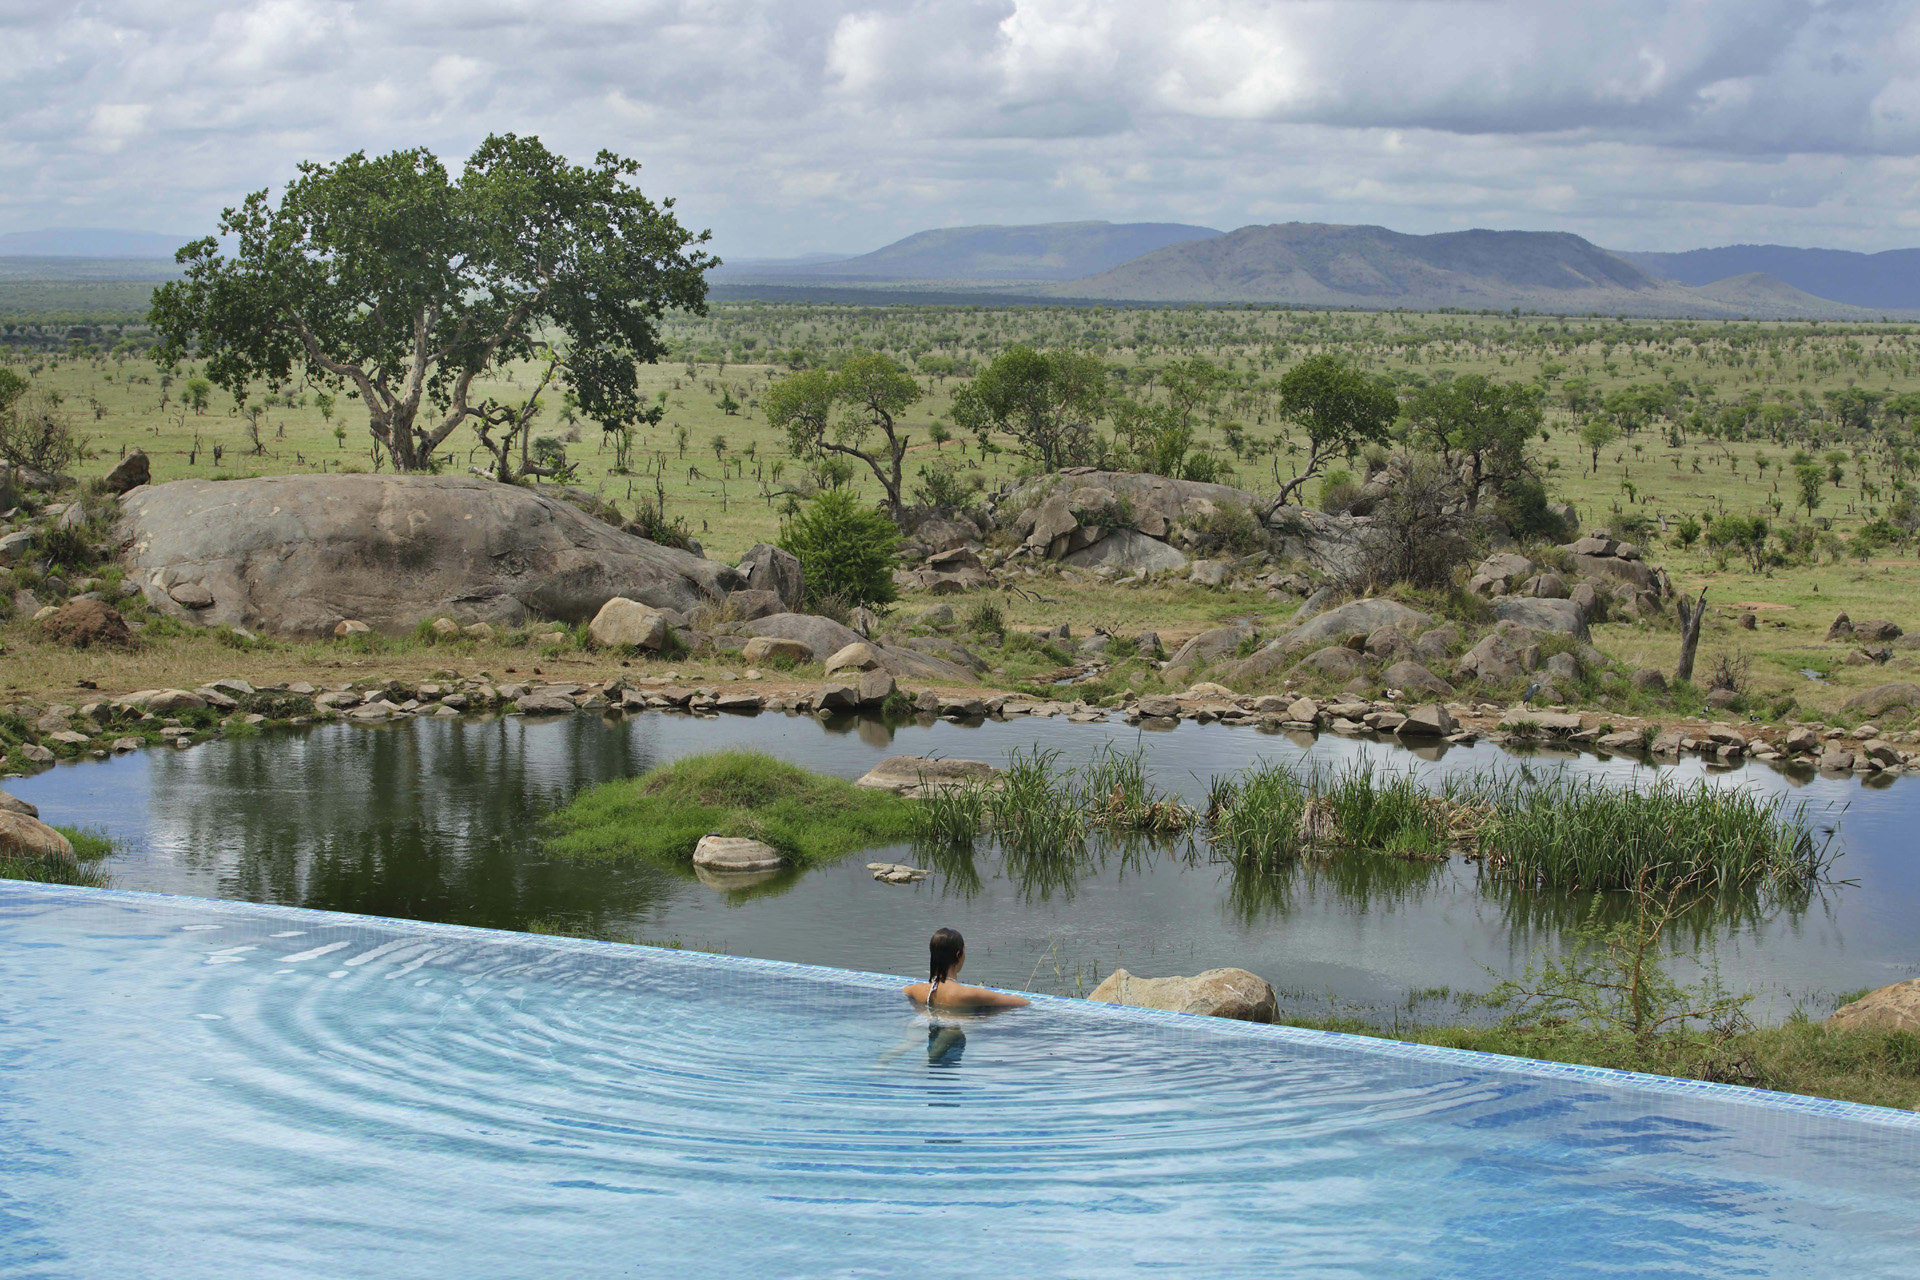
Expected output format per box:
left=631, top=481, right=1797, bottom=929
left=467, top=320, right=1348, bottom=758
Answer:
left=8, top=878, right=1919, bottom=1133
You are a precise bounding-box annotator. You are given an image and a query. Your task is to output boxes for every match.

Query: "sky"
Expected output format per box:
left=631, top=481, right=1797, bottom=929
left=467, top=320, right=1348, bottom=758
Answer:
left=4, top=0, right=1920, bottom=258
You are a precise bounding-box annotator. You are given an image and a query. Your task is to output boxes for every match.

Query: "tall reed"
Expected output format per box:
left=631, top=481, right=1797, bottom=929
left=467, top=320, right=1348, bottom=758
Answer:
left=1474, top=773, right=1835, bottom=894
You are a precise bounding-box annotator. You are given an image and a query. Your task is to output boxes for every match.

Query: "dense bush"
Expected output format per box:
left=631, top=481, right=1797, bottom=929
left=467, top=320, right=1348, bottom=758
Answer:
left=778, top=489, right=900, bottom=610
left=1342, top=454, right=1480, bottom=593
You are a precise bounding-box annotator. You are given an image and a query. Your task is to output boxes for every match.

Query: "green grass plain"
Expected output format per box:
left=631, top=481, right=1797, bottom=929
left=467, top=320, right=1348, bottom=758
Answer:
left=11, top=297, right=1920, bottom=721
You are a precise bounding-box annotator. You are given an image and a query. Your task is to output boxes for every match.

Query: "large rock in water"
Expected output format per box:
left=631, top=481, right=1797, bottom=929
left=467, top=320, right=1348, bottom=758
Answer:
left=1086, top=967, right=1278, bottom=1023
left=692, top=835, right=784, bottom=872
left=1825, top=980, right=1920, bottom=1034
left=116, top=475, right=740, bottom=637
left=855, top=756, right=1002, bottom=798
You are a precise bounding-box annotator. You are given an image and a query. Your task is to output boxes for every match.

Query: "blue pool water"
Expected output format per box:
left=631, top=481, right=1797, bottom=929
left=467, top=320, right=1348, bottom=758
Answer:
left=3, top=884, right=1917, bottom=1279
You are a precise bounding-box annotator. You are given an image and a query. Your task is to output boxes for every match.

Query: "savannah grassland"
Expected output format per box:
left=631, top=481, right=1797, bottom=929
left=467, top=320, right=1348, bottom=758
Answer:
left=9, top=297, right=1920, bottom=724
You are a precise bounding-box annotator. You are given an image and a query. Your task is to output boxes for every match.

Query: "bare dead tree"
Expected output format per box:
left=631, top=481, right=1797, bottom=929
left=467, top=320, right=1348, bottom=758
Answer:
left=1675, top=587, right=1708, bottom=685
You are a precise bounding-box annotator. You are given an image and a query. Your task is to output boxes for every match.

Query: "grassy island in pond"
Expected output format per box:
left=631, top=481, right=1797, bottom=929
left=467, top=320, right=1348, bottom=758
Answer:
left=546, top=751, right=917, bottom=868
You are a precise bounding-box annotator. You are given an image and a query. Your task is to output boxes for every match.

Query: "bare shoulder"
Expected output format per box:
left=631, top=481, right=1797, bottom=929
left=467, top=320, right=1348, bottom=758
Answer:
left=949, top=983, right=1031, bottom=1010
left=903, top=981, right=932, bottom=1003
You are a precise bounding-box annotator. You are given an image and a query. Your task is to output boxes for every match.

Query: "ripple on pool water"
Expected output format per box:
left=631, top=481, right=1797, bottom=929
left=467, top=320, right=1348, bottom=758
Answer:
left=3, top=884, right=1918, bottom=1279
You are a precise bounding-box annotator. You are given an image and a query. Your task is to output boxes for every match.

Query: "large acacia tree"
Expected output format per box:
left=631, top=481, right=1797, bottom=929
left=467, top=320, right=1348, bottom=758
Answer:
left=949, top=345, right=1108, bottom=471
left=150, top=134, right=716, bottom=472
left=1266, top=354, right=1399, bottom=511
left=1404, top=373, right=1544, bottom=510
left=763, top=353, right=921, bottom=522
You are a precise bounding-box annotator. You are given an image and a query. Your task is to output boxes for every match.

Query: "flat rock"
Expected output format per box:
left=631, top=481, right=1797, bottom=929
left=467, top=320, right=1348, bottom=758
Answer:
left=1296, top=646, right=1367, bottom=679
left=1826, top=980, right=1920, bottom=1034
left=513, top=692, right=579, bottom=715
left=1500, top=709, right=1584, bottom=734
left=1087, top=967, right=1277, bottom=1023
left=855, top=755, right=1001, bottom=798
left=824, top=641, right=884, bottom=674
left=692, top=834, right=784, bottom=873
left=0, top=791, right=40, bottom=818
left=117, top=474, right=739, bottom=637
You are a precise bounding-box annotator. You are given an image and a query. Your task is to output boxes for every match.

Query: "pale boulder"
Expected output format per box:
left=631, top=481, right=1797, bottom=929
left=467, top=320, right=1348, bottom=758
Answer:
left=692, top=835, right=784, bottom=873
left=1087, top=967, right=1278, bottom=1023
left=0, top=811, right=75, bottom=861
left=742, top=636, right=814, bottom=665
left=588, top=597, right=668, bottom=651
left=1826, top=980, right=1920, bottom=1035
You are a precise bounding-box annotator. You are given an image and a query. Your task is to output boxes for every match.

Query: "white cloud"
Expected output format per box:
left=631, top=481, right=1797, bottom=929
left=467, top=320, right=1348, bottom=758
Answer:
left=0, top=0, right=1917, bottom=254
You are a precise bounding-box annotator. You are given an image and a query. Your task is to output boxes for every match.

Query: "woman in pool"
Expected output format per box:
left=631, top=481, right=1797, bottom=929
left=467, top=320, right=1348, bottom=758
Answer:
left=903, top=927, right=1030, bottom=1011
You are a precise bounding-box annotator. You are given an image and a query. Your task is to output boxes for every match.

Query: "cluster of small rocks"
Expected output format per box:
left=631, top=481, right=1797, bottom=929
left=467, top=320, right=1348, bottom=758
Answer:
left=1128, top=686, right=1466, bottom=742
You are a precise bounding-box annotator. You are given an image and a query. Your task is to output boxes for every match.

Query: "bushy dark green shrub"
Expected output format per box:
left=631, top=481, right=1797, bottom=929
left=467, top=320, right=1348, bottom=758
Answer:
left=777, top=489, right=899, bottom=610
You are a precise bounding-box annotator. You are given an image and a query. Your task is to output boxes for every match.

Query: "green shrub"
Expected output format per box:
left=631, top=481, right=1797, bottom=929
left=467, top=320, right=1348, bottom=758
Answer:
left=778, top=489, right=899, bottom=610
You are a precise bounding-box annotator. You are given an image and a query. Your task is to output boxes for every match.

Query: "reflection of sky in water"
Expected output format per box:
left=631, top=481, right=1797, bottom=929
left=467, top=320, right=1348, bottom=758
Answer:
left=13, top=711, right=1915, bottom=1018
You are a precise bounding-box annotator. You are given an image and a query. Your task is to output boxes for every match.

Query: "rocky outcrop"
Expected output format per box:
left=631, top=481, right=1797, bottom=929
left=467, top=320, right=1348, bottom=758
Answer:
left=736, top=543, right=804, bottom=611
left=1087, top=967, right=1278, bottom=1023
left=1058, top=527, right=1189, bottom=573
left=742, top=613, right=975, bottom=682
left=855, top=756, right=1002, bottom=798
left=117, top=475, right=740, bottom=637
left=1826, top=979, right=1920, bottom=1034
left=1492, top=596, right=1589, bottom=639
left=1843, top=683, right=1920, bottom=716
left=1278, top=598, right=1432, bottom=655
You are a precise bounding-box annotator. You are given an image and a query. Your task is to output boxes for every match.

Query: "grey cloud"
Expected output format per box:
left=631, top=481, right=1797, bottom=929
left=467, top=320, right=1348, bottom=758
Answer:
left=0, top=0, right=1915, bottom=257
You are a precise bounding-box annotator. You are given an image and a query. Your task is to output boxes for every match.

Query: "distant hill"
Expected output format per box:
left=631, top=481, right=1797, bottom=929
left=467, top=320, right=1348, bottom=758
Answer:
left=716, top=221, right=1221, bottom=284
left=1616, top=245, right=1920, bottom=313
left=1047, top=223, right=1892, bottom=318
left=0, top=228, right=193, bottom=259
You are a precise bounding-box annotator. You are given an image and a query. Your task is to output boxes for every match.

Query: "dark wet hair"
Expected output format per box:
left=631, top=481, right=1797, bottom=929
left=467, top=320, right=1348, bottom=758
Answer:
left=929, top=928, right=964, bottom=986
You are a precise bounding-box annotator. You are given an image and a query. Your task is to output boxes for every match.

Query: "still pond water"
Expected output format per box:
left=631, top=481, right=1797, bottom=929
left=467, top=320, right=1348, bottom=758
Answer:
left=12, top=710, right=1918, bottom=1017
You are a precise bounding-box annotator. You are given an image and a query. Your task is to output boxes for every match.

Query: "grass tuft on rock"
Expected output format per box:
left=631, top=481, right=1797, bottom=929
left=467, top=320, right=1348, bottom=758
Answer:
left=545, top=750, right=917, bottom=867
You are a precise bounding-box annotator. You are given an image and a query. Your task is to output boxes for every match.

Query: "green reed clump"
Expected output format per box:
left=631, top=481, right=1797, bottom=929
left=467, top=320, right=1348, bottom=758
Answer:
left=908, top=775, right=993, bottom=848
left=1076, top=743, right=1195, bottom=836
left=1475, top=773, right=1835, bottom=894
left=1206, top=761, right=1310, bottom=871
left=990, top=746, right=1086, bottom=857
left=1318, top=762, right=1451, bottom=860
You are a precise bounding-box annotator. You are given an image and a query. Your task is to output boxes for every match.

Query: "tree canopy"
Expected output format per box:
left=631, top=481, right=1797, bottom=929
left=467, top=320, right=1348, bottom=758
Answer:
left=950, top=345, right=1107, bottom=471
left=1404, top=373, right=1544, bottom=509
left=150, top=134, right=716, bottom=472
left=1268, top=353, right=1398, bottom=509
left=763, top=352, right=921, bottom=522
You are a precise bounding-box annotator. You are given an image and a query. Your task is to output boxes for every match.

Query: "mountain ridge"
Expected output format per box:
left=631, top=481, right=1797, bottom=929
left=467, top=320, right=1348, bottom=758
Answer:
left=715, top=220, right=1222, bottom=284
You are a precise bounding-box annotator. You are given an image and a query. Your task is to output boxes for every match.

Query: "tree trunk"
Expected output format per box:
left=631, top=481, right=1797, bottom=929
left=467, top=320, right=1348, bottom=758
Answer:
left=1674, top=587, right=1708, bottom=685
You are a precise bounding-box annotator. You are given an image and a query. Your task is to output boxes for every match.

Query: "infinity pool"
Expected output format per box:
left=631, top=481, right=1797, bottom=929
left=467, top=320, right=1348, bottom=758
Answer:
left=3, top=885, right=1915, bottom=1278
